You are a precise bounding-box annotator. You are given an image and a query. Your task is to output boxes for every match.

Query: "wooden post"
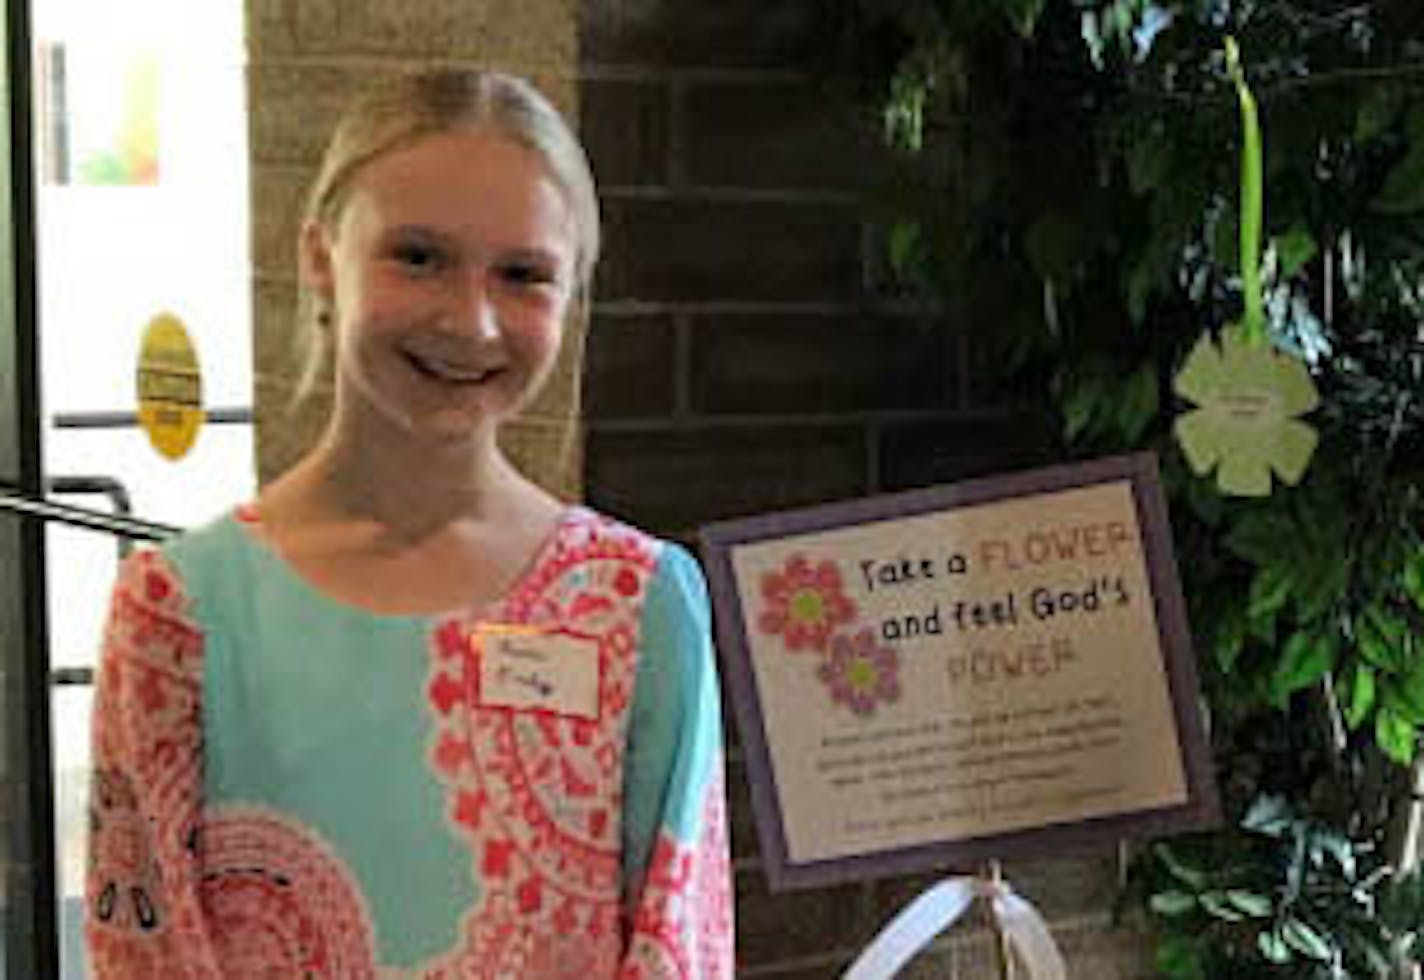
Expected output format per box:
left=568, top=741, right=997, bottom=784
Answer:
left=982, top=860, right=1014, bottom=980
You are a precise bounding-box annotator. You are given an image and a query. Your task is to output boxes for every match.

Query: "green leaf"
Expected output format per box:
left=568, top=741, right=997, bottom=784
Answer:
left=1128, top=131, right=1170, bottom=195
left=1358, top=612, right=1405, bottom=672
left=1062, top=375, right=1101, bottom=442
left=1269, top=631, right=1337, bottom=706
left=1199, top=891, right=1245, bottom=921
left=1404, top=550, right=1424, bottom=609
left=1373, top=144, right=1424, bottom=214
left=1274, top=226, right=1317, bottom=279
left=1003, top=0, right=1046, bottom=37
left=1211, top=592, right=1248, bottom=672
left=1344, top=663, right=1377, bottom=730
left=1117, top=364, right=1160, bottom=444
left=1258, top=929, right=1293, bottom=963
left=1381, top=869, right=1424, bottom=931
left=1357, top=84, right=1404, bottom=141
left=1226, top=512, right=1296, bottom=567
left=1243, top=795, right=1293, bottom=837
left=1308, top=828, right=1356, bottom=878
left=1368, top=607, right=1408, bottom=646
left=1248, top=564, right=1292, bottom=621
left=1156, top=934, right=1207, bottom=980
left=1154, top=843, right=1207, bottom=890
left=1225, top=889, right=1273, bottom=918
left=887, top=220, right=921, bottom=279
left=1374, top=705, right=1417, bottom=765
left=1281, top=917, right=1332, bottom=961
left=1293, top=558, right=1348, bottom=623
left=1392, top=654, right=1424, bottom=723
left=1151, top=890, right=1199, bottom=916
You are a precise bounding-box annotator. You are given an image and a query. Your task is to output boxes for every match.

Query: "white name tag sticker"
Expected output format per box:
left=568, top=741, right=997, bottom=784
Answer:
left=475, top=625, right=603, bottom=721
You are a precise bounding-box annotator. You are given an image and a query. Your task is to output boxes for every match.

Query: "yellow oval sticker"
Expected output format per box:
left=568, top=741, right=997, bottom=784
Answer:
left=136, top=312, right=203, bottom=460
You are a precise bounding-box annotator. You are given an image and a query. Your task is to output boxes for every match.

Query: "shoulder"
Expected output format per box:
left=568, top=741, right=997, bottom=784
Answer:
left=110, top=507, right=253, bottom=637
left=158, top=506, right=252, bottom=578
left=561, top=507, right=708, bottom=603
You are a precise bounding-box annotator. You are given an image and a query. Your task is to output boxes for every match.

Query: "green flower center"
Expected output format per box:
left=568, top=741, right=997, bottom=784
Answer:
left=846, top=657, right=878, bottom=692
left=789, top=589, right=825, bottom=624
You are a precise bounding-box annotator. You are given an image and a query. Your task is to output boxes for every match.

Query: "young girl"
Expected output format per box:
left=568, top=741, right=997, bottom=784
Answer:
left=86, top=69, right=733, bottom=979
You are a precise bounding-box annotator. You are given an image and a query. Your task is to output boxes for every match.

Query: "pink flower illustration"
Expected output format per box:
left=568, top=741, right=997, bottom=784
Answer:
left=756, top=554, right=857, bottom=652
left=817, top=629, right=901, bottom=717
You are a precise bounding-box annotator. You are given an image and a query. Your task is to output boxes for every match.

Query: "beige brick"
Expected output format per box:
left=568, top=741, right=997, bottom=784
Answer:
left=250, top=164, right=314, bottom=282
left=252, top=277, right=303, bottom=384
left=254, top=373, right=331, bottom=484
left=245, top=0, right=299, bottom=57
left=294, top=0, right=488, bottom=57
left=248, top=62, right=391, bottom=167
left=474, top=0, right=578, bottom=74
left=285, top=0, right=575, bottom=66
left=500, top=414, right=582, bottom=499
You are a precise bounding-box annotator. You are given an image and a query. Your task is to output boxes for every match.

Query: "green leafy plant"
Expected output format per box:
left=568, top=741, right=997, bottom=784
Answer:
left=813, top=1, right=1424, bottom=975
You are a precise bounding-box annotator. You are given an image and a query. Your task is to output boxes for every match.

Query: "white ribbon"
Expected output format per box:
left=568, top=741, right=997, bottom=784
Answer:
left=842, top=875, right=1067, bottom=980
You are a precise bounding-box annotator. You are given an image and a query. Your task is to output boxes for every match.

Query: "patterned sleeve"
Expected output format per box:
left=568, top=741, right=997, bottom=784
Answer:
left=86, top=549, right=218, bottom=979
left=618, top=543, right=735, bottom=980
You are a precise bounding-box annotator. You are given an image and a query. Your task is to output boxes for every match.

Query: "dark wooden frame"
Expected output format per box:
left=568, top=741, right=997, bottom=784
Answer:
left=0, top=0, right=59, bottom=971
left=700, top=452, right=1220, bottom=892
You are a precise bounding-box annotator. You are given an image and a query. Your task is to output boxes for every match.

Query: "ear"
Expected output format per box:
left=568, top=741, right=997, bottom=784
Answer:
left=299, top=221, right=335, bottom=303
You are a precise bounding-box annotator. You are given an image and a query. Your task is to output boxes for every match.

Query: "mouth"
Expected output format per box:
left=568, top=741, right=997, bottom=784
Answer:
left=404, top=350, right=504, bottom=386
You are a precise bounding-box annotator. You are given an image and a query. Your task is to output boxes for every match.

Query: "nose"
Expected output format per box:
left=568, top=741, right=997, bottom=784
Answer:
left=447, top=268, right=500, bottom=341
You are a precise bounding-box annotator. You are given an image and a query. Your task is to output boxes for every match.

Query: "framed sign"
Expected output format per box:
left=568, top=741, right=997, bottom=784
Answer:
left=700, top=453, right=1219, bottom=891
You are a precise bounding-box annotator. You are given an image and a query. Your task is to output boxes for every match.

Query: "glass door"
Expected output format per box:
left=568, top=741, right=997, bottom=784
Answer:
left=4, top=0, right=252, bottom=975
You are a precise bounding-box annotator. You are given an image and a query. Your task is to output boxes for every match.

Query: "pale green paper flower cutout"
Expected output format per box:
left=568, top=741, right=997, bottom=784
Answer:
left=1173, top=327, right=1320, bottom=497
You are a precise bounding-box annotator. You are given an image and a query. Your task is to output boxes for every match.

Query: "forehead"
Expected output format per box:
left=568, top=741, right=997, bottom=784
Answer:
left=339, top=129, right=573, bottom=246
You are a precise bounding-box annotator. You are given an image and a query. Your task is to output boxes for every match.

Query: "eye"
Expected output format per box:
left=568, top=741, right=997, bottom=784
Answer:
left=389, top=236, right=448, bottom=274
left=498, top=261, right=560, bottom=288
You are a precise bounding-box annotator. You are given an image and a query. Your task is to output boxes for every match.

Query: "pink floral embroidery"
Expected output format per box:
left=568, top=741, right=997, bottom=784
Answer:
left=87, top=550, right=217, bottom=980
left=756, top=554, right=856, bottom=652
left=89, top=553, right=381, bottom=980
left=424, top=511, right=657, bottom=978
left=200, top=808, right=378, bottom=979
left=620, top=769, right=734, bottom=980
left=817, top=628, right=901, bottom=717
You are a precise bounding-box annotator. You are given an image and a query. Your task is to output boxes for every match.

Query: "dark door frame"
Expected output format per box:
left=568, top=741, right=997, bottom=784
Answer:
left=1, top=0, right=58, bottom=975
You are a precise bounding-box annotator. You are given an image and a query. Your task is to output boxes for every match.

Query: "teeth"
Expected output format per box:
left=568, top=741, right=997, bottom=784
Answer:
left=408, top=352, right=494, bottom=383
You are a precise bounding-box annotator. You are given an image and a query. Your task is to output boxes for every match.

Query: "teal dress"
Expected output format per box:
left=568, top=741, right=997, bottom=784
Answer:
left=85, top=506, right=733, bottom=979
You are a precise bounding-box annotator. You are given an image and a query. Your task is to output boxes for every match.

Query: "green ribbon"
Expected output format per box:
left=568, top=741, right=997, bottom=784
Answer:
left=1226, top=37, right=1265, bottom=343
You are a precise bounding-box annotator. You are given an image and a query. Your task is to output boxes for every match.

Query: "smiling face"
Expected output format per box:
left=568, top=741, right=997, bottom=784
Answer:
left=302, top=128, right=577, bottom=445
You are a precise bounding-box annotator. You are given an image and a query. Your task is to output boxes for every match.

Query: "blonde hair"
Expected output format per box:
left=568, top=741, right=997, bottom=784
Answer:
left=293, top=68, right=600, bottom=402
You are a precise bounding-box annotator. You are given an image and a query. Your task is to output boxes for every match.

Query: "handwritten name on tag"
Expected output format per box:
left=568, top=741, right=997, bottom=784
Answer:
left=475, top=625, right=603, bottom=721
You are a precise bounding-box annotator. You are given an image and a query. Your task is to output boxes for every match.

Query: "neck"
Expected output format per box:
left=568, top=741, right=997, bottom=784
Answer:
left=286, top=400, right=536, bottom=539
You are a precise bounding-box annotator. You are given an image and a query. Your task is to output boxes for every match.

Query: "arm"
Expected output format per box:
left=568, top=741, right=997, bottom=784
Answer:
left=86, top=549, right=217, bottom=979
left=619, top=544, right=735, bottom=980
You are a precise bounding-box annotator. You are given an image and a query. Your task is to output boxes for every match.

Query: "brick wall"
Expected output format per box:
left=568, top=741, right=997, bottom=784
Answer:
left=579, top=1, right=1155, bottom=976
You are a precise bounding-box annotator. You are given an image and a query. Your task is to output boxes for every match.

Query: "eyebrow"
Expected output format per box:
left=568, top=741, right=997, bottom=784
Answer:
left=384, top=226, right=569, bottom=267
left=385, top=224, right=455, bottom=245
left=496, top=247, right=569, bottom=269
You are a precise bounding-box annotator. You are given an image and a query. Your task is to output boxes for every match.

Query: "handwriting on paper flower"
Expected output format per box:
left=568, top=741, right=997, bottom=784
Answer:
left=1173, top=327, right=1319, bottom=497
